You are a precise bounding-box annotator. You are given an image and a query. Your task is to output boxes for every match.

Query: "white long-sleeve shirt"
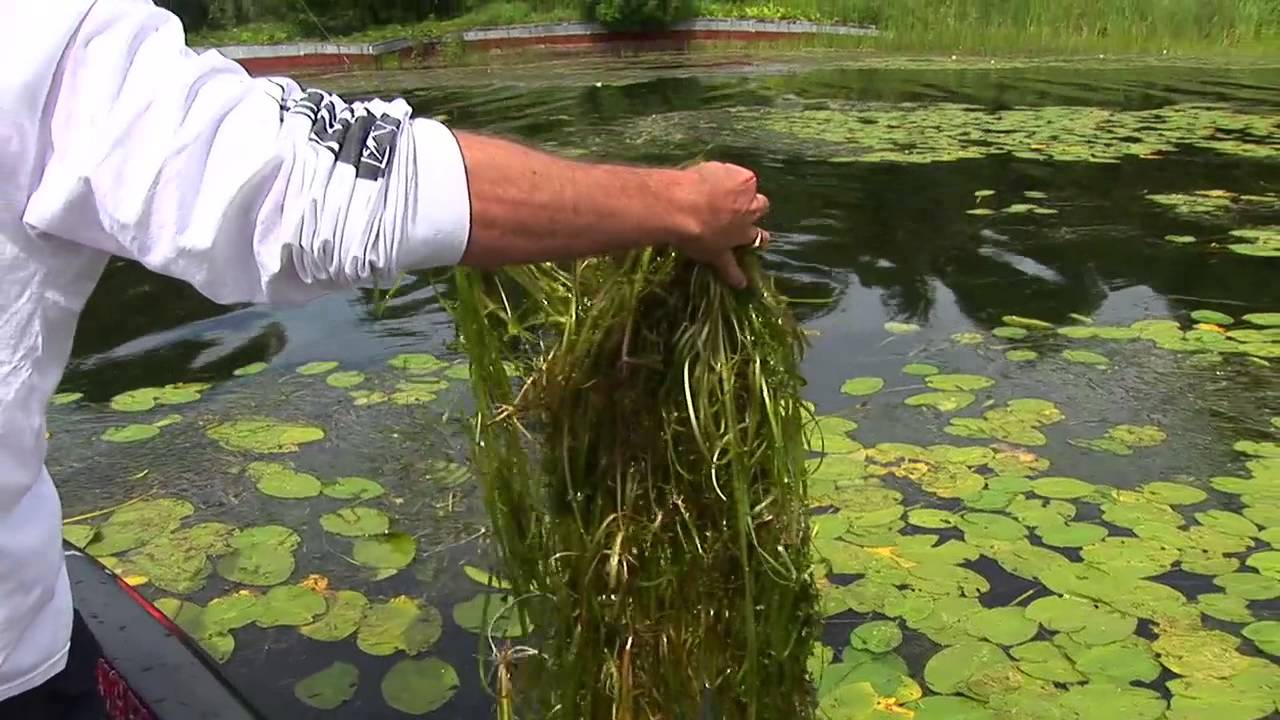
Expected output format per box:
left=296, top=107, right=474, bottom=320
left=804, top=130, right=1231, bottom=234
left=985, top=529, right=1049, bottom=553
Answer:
left=0, top=0, right=471, bottom=699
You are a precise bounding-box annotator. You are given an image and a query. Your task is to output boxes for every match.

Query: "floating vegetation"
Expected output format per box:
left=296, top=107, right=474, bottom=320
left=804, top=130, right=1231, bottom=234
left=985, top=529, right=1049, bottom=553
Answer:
left=246, top=461, right=323, bottom=499
left=885, top=320, right=922, bottom=334
left=51, top=391, right=83, bottom=405
left=381, top=658, right=459, bottom=715
left=206, top=418, right=325, bottom=454
left=110, top=383, right=209, bottom=412
left=1228, top=226, right=1280, bottom=257
left=232, top=362, right=268, bottom=377
left=451, top=249, right=817, bottom=719
left=325, top=371, right=366, bottom=388
left=296, top=361, right=340, bottom=376
left=356, top=596, right=442, bottom=656
left=1146, top=190, right=1280, bottom=218
left=294, top=661, right=359, bottom=710
left=841, top=376, right=885, bottom=396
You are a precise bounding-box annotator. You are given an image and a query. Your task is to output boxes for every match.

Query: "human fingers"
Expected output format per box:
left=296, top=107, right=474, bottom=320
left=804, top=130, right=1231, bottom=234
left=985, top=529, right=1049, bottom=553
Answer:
left=711, top=250, right=748, bottom=290
left=748, top=192, right=770, bottom=223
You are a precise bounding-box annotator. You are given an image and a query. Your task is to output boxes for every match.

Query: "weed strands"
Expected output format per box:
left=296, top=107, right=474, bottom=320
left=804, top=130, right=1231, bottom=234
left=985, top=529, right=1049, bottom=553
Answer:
left=451, top=248, right=819, bottom=719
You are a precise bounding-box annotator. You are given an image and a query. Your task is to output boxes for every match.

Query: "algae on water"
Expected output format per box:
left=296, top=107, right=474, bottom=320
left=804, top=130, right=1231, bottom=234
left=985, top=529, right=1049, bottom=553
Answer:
left=451, top=248, right=819, bottom=719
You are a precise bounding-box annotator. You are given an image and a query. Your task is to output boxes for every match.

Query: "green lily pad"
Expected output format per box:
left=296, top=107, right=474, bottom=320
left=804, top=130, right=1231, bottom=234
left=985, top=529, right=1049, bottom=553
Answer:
left=849, top=620, right=902, bottom=653
left=463, top=565, right=513, bottom=590
left=203, top=593, right=261, bottom=632
left=353, top=533, right=416, bottom=570
left=1011, top=642, right=1085, bottom=684
left=1242, top=621, right=1280, bottom=655
left=50, top=391, right=83, bottom=405
left=1060, top=684, right=1166, bottom=720
left=84, top=499, right=194, bottom=556
left=63, top=525, right=95, bottom=549
left=1102, top=499, right=1184, bottom=529
left=1062, top=349, right=1110, bottom=367
left=232, top=362, right=268, bottom=377
left=992, top=326, right=1029, bottom=340
left=926, top=374, right=995, bottom=392
left=1002, top=315, right=1054, bottom=331
left=1190, top=310, right=1234, bottom=325
left=1195, top=510, right=1260, bottom=538
left=324, top=371, right=365, bottom=389
left=452, top=593, right=526, bottom=638
left=101, top=424, right=161, bottom=443
left=1141, top=481, right=1207, bottom=505
left=1244, top=550, right=1280, bottom=578
left=957, top=512, right=1027, bottom=542
left=381, top=658, right=459, bottom=715
left=817, top=679, right=878, bottom=717
left=923, top=642, right=1008, bottom=694
left=1036, top=521, right=1108, bottom=548
left=965, top=607, right=1039, bottom=646
left=319, top=508, right=391, bottom=538
left=389, top=380, right=448, bottom=405
left=109, top=385, right=205, bottom=412
left=1026, top=596, right=1095, bottom=633
left=1030, top=476, right=1096, bottom=499
left=1082, top=537, right=1179, bottom=578
left=1107, top=425, right=1167, bottom=447
left=216, top=529, right=296, bottom=586
left=322, top=476, right=384, bottom=500
left=974, top=190, right=996, bottom=198
left=294, top=662, right=358, bottom=710
left=357, top=596, right=443, bottom=655
left=1071, top=437, right=1134, bottom=455
left=296, top=361, right=339, bottom=375
left=388, top=353, right=448, bottom=373
left=1153, top=629, right=1249, bottom=678
left=951, top=332, right=984, bottom=345
left=906, top=508, right=960, bottom=529
left=206, top=418, right=325, bottom=454
left=1006, top=349, right=1039, bottom=361
left=126, top=536, right=213, bottom=594
left=905, top=391, right=976, bottom=412
left=902, top=363, right=940, bottom=376
left=1242, top=313, right=1280, bottom=327
left=1196, top=592, right=1255, bottom=623
left=245, top=461, right=322, bottom=499
left=885, top=321, right=921, bottom=335
left=910, top=695, right=997, bottom=720
left=1164, top=234, right=1197, bottom=244
left=1214, top=572, right=1280, bottom=600
left=841, top=377, right=885, bottom=396
left=255, top=585, right=326, bottom=627
left=1059, top=635, right=1162, bottom=684
left=1236, top=440, right=1280, bottom=458
left=300, top=590, right=370, bottom=642
left=349, top=390, right=390, bottom=406
left=444, top=362, right=471, bottom=380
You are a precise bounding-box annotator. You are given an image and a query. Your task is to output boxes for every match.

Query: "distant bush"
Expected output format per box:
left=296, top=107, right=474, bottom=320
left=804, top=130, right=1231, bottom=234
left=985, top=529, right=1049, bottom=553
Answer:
left=584, top=0, right=696, bottom=30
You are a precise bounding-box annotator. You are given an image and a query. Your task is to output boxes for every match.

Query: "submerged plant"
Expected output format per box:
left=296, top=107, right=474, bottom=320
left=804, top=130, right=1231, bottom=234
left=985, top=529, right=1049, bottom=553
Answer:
left=450, top=248, right=819, bottom=719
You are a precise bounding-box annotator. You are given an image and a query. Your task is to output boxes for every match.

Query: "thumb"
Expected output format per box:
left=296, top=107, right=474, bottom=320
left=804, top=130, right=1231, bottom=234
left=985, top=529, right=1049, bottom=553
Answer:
left=712, top=251, right=748, bottom=290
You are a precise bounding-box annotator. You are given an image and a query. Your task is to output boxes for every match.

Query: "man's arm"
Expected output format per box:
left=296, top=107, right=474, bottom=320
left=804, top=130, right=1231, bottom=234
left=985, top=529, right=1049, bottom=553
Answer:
left=24, top=0, right=768, bottom=304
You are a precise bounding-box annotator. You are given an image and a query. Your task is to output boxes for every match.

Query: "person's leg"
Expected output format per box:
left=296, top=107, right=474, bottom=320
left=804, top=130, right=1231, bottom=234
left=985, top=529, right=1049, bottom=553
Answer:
left=0, top=610, right=107, bottom=719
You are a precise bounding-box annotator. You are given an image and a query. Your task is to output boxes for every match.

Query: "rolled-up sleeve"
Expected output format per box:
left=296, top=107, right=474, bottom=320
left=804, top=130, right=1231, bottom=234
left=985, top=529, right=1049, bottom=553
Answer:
left=22, top=0, right=470, bottom=306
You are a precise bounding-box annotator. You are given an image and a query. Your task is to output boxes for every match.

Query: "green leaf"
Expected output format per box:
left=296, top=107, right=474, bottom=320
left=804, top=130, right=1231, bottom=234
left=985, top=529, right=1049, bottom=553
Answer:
left=849, top=620, right=902, bottom=653
left=923, top=642, right=1008, bottom=694
left=1191, top=309, right=1234, bottom=325
left=1164, top=234, right=1197, bottom=244
left=884, top=321, right=921, bottom=335
left=906, top=508, right=960, bottom=529
left=840, top=377, right=885, bottom=396
left=957, top=512, right=1027, bottom=542
left=389, top=380, right=447, bottom=405
left=63, top=525, right=96, bottom=549
left=974, top=189, right=996, bottom=198
left=463, top=565, right=513, bottom=590
left=1195, top=509, right=1260, bottom=538
left=381, top=658, right=459, bottom=715
left=910, top=695, right=997, bottom=720
left=951, top=332, right=984, bottom=345
left=1245, top=550, right=1280, bottom=578
left=84, top=499, right=194, bottom=556
left=1069, top=611, right=1137, bottom=647
left=1153, top=630, right=1249, bottom=678
left=925, top=374, right=995, bottom=392
left=1011, top=642, right=1085, bottom=684
left=452, top=593, right=526, bottom=638
left=1082, top=537, right=1179, bottom=578
left=322, top=476, right=385, bottom=500
left=50, top=391, right=83, bottom=406
left=101, top=424, right=160, bottom=443
left=206, top=418, right=325, bottom=454
left=1235, top=440, right=1280, bottom=458
left=1026, top=596, right=1095, bottom=633
left=319, top=508, right=391, bottom=538
left=357, top=596, right=443, bottom=655
left=1141, top=481, right=1207, bottom=505
left=1242, top=313, right=1280, bottom=327
left=1030, top=476, right=1096, bottom=499
left=902, top=363, right=940, bottom=376
left=255, top=585, right=326, bottom=627
left=294, top=662, right=358, bottom=710
left=1242, top=621, right=1280, bottom=655
left=1059, top=636, right=1161, bottom=684
left=349, top=390, right=389, bottom=406
left=1006, top=349, right=1039, bottom=361
left=905, top=391, right=976, bottom=412
left=216, top=544, right=295, bottom=586
left=1106, top=424, right=1167, bottom=448
left=1214, top=572, right=1280, bottom=600
left=232, top=362, right=268, bottom=377
left=444, top=362, right=471, bottom=380
left=818, top=680, right=878, bottom=718
left=1060, top=684, right=1166, bottom=720
left=296, top=361, right=339, bottom=375
left=1036, top=521, right=1108, bottom=548
left=1001, top=315, right=1054, bottom=330
left=245, top=461, right=322, bottom=499
left=965, top=607, right=1039, bottom=646
left=126, top=536, right=212, bottom=594
left=352, top=533, right=416, bottom=570
left=324, top=371, right=365, bottom=389
left=1062, top=349, right=1110, bottom=366
left=388, top=353, right=448, bottom=373
left=300, top=590, right=370, bottom=642
left=992, top=326, right=1029, bottom=339
left=1196, top=592, right=1255, bottom=623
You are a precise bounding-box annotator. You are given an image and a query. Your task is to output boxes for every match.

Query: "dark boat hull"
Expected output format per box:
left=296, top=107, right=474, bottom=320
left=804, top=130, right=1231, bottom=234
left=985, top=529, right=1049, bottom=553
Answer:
left=64, top=544, right=265, bottom=720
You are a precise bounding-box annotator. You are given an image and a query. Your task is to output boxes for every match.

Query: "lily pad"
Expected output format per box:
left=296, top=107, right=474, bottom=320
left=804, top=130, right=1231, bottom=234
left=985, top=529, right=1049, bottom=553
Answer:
left=50, top=391, right=83, bottom=405
left=452, top=593, right=526, bottom=638
left=1062, top=349, right=1110, bottom=367
left=1011, top=642, right=1085, bottom=684
left=840, top=377, right=885, bottom=396
left=951, top=332, right=984, bottom=345
left=232, top=362, right=268, bottom=377
left=906, top=508, right=960, bottom=529
left=1036, top=521, right=1108, bottom=548
left=300, top=590, right=370, bottom=642
left=957, top=512, right=1027, bottom=542
left=319, top=508, right=391, bottom=538
left=1107, top=425, right=1167, bottom=448
left=296, top=361, right=339, bottom=375
left=1214, top=572, right=1280, bottom=600
left=1030, top=476, right=1096, bottom=500
left=1002, top=315, right=1054, bottom=331
left=923, top=642, right=1008, bottom=694
left=905, top=391, right=976, bottom=412
left=462, top=565, right=513, bottom=590
left=1082, top=537, right=1179, bottom=578
left=885, top=321, right=921, bottom=335
left=1196, top=592, right=1255, bottom=623
left=849, top=620, right=902, bottom=653
left=101, top=424, right=160, bottom=443
left=992, top=326, right=1029, bottom=339
left=1242, top=621, right=1280, bottom=655
left=902, top=363, right=940, bottom=376
left=1195, top=509, right=1260, bottom=538
left=63, top=525, right=95, bottom=549
left=1006, top=349, right=1039, bottom=361
left=207, top=418, right=325, bottom=454
left=216, top=531, right=296, bottom=586
left=353, top=533, right=416, bottom=570
left=357, top=596, right=443, bottom=656
left=324, top=371, right=366, bottom=389
left=1242, top=313, right=1280, bottom=327
left=911, top=695, right=997, bottom=720
left=203, top=593, right=261, bottom=631
left=322, top=476, right=385, bottom=500
left=1153, top=629, right=1249, bottom=678
left=245, top=461, right=322, bottom=499
left=84, top=499, right=194, bottom=556
left=381, top=658, right=459, bottom=715
left=294, top=662, right=358, bottom=710
left=1060, top=684, right=1166, bottom=720
left=1141, top=481, right=1207, bottom=505
left=925, top=374, right=995, bottom=392
left=1191, top=310, right=1234, bottom=325
left=255, top=585, right=326, bottom=627
left=817, top=679, right=878, bottom=717
left=388, top=353, right=448, bottom=373
left=965, top=607, right=1039, bottom=646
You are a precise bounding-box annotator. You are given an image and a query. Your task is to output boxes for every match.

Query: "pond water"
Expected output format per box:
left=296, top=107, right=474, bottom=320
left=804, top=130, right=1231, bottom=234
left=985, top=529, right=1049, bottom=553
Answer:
left=51, top=52, right=1280, bottom=719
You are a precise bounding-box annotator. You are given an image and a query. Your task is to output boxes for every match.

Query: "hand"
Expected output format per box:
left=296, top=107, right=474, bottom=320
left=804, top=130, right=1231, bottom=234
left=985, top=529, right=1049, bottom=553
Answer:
left=674, top=161, right=771, bottom=289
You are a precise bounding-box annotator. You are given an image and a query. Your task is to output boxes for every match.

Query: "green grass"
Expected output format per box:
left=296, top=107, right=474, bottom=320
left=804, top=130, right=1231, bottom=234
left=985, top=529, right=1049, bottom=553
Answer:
left=189, top=0, right=1280, bottom=56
